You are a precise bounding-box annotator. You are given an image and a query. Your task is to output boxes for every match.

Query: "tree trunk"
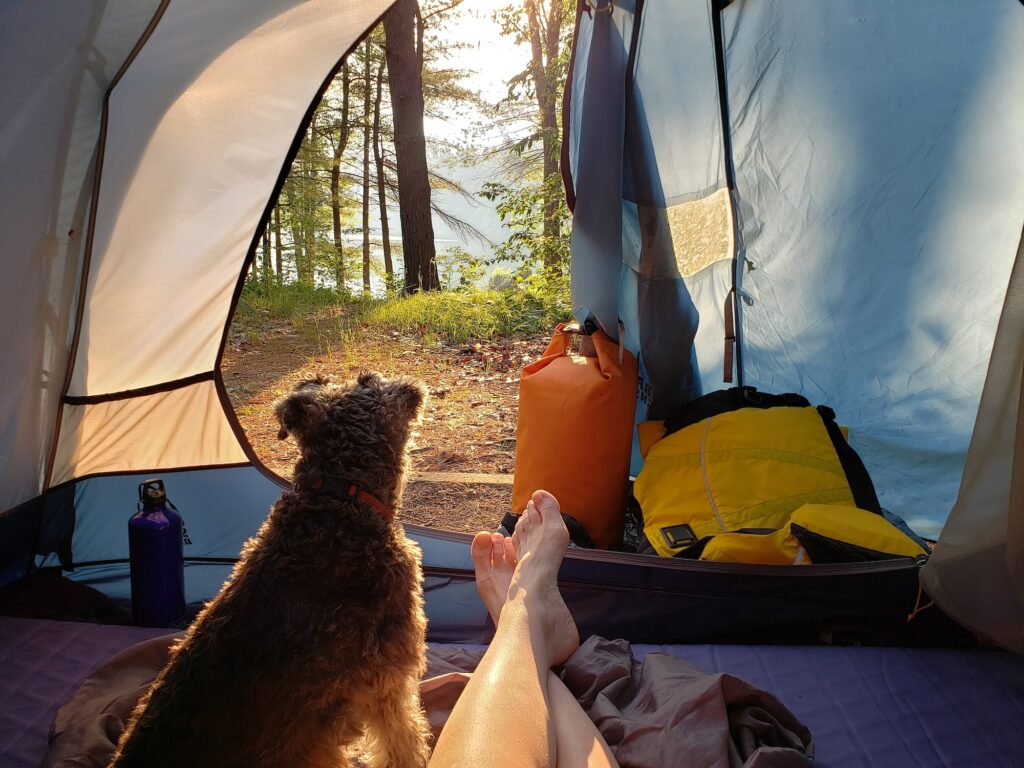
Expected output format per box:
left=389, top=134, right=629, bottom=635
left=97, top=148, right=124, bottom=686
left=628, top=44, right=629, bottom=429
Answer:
left=361, top=41, right=373, bottom=295
left=296, top=120, right=317, bottom=286
left=291, top=218, right=307, bottom=284
left=372, top=54, right=393, bottom=289
left=332, top=64, right=351, bottom=293
left=261, top=220, right=272, bottom=284
left=526, top=0, right=562, bottom=272
left=274, top=205, right=283, bottom=284
left=384, top=0, right=438, bottom=293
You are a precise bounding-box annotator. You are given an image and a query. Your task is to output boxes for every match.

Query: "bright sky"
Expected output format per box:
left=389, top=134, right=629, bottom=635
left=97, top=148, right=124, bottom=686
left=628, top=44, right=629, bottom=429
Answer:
left=423, top=0, right=531, bottom=144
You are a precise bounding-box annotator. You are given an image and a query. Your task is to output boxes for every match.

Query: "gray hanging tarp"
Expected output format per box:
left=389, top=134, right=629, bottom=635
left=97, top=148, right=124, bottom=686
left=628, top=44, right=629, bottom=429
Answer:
left=567, top=0, right=730, bottom=473
left=620, top=0, right=731, bottom=415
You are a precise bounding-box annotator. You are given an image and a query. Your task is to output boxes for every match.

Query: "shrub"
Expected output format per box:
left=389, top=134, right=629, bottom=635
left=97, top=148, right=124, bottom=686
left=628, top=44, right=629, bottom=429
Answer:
left=364, top=281, right=570, bottom=344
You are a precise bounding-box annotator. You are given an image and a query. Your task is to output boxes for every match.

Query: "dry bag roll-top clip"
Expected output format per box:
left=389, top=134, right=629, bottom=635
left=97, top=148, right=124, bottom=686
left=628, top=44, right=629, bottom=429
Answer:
left=129, top=478, right=186, bottom=628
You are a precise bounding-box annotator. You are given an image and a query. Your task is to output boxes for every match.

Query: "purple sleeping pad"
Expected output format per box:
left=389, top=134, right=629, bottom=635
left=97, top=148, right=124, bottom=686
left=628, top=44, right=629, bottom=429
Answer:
left=2, top=616, right=1023, bottom=768
left=0, top=617, right=173, bottom=768
left=633, top=643, right=1024, bottom=768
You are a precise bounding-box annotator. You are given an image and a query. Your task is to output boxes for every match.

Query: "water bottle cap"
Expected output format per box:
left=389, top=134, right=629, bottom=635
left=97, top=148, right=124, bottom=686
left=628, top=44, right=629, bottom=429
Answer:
left=139, top=478, right=166, bottom=508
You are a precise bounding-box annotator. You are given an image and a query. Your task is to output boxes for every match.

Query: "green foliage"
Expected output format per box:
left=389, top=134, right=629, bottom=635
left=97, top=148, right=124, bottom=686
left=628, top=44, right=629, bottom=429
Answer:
left=480, top=171, right=570, bottom=270
left=236, top=274, right=570, bottom=347
left=235, top=2, right=577, bottom=346
left=435, top=246, right=485, bottom=290
left=364, top=280, right=570, bottom=343
left=237, top=281, right=349, bottom=321
left=476, top=0, right=574, bottom=274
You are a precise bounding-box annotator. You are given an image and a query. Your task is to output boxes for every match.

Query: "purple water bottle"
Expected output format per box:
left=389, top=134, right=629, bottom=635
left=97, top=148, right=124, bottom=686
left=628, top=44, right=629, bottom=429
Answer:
left=129, top=479, right=186, bottom=627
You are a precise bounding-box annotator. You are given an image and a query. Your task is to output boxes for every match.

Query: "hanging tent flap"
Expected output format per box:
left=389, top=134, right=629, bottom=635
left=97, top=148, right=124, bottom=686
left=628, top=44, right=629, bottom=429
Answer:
left=568, top=0, right=733, bottom=413
left=922, top=229, right=1024, bottom=654
left=568, top=4, right=629, bottom=338
left=722, top=0, right=1024, bottom=537
left=51, top=0, right=392, bottom=479
left=620, top=0, right=734, bottom=407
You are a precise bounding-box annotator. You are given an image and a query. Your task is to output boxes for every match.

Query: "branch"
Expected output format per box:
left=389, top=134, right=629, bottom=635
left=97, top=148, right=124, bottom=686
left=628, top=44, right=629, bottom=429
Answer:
left=430, top=204, right=494, bottom=247
left=421, top=0, right=464, bottom=23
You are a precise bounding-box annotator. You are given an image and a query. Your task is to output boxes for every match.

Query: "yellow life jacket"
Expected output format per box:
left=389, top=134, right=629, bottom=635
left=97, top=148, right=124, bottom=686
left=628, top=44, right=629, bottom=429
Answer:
left=697, top=504, right=928, bottom=564
left=637, top=404, right=861, bottom=558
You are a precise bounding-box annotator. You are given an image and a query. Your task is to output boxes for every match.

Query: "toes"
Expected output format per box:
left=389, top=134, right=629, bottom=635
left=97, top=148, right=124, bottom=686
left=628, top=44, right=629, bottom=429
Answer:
left=512, top=508, right=529, bottom=555
left=530, top=490, right=561, bottom=520
left=490, top=533, right=505, bottom=568
left=522, top=505, right=534, bottom=532
left=471, top=532, right=493, bottom=573
left=502, top=536, right=516, bottom=566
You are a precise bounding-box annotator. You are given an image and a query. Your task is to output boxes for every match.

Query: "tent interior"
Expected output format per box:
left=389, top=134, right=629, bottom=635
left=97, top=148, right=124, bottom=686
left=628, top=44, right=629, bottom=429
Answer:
left=2, top=0, right=1023, bottom=766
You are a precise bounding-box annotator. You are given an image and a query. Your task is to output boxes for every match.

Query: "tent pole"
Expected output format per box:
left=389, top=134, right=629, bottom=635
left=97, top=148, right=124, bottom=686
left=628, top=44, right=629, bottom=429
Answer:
left=711, top=0, right=743, bottom=387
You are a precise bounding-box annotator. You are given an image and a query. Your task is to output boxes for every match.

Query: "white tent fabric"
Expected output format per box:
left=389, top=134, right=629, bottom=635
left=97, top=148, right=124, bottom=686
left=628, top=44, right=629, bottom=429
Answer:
left=0, top=0, right=163, bottom=513
left=922, top=229, right=1024, bottom=654
left=7, top=0, right=391, bottom=491
left=1, top=0, right=392, bottom=508
left=69, top=0, right=390, bottom=397
left=52, top=381, right=248, bottom=486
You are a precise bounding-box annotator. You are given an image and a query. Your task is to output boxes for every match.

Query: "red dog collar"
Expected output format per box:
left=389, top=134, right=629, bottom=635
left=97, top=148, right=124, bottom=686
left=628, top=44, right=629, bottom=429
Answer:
left=305, top=477, right=393, bottom=522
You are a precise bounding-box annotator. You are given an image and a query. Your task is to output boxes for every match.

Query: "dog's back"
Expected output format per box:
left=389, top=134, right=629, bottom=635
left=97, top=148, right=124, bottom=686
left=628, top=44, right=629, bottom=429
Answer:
left=110, top=373, right=431, bottom=768
left=111, top=495, right=426, bottom=768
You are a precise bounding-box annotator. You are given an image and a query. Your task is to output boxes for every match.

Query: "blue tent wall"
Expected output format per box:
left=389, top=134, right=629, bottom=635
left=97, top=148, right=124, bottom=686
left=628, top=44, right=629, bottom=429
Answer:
left=30, top=462, right=945, bottom=645
left=567, top=0, right=1024, bottom=538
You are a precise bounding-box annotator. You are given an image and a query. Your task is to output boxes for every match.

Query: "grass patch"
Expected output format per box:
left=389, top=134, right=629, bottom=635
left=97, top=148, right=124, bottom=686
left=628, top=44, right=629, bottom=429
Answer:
left=236, top=279, right=570, bottom=346
left=237, top=282, right=346, bottom=318
left=364, top=287, right=568, bottom=343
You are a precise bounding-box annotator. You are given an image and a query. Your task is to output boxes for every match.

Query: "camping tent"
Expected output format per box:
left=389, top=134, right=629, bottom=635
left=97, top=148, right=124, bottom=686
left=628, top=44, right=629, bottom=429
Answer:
left=1, top=0, right=1022, bottom=651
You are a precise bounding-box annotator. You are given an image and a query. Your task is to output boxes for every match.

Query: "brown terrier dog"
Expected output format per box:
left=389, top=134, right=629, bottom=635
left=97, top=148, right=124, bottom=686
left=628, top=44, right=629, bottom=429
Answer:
left=109, top=372, right=431, bottom=768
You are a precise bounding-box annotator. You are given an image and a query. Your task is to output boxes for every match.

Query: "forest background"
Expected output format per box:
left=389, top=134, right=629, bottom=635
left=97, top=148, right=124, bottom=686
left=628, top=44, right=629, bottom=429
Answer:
left=227, top=0, right=577, bottom=532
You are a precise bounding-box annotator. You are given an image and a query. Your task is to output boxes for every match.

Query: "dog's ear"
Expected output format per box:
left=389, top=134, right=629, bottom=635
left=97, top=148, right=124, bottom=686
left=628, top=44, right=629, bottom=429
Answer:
left=274, top=387, right=327, bottom=441
left=357, top=370, right=383, bottom=389
left=383, top=379, right=427, bottom=423
left=294, top=374, right=330, bottom=391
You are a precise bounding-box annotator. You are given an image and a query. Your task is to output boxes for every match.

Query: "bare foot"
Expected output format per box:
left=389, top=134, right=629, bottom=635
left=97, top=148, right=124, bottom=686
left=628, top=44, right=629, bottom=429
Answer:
left=470, top=531, right=516, bottom=623
left=506, top=490, right=580, bottom=666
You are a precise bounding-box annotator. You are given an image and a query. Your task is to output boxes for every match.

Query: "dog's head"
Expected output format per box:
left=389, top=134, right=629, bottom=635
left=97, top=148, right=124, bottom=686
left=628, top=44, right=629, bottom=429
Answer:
left=274, top=372, right=426, bottom=465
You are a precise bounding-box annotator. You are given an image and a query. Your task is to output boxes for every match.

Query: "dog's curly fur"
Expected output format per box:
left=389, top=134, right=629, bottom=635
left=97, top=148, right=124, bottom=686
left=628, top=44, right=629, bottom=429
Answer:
left=109, top=372, right=431, bottom=768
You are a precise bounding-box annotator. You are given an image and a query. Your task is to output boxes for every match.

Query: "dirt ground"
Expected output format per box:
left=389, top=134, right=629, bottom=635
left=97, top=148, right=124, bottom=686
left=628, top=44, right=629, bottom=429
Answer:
left=221, top=316, right=549, bottom=535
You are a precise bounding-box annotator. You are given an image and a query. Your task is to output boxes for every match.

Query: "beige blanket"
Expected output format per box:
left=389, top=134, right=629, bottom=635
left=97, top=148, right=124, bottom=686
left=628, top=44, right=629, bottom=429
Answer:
left=43, top=635, right=812, bottom=768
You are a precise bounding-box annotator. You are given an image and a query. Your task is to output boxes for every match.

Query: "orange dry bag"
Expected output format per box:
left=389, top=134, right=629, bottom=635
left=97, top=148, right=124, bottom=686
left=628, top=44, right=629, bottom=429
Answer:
left=512, top=324, right=638, bottom=549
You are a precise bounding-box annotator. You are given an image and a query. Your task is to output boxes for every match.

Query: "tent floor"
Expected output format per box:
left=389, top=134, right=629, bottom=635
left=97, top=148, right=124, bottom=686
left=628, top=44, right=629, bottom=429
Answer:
left=2, top=616, right=1023, bottom=768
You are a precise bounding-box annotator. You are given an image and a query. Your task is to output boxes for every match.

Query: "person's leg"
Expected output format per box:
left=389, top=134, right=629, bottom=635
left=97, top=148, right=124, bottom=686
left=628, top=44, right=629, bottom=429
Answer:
left=429, top=492, right=618, bottom=768
left=468, top=512, right=617, bottom=767
left=545, top=671, right=618, bottom=768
